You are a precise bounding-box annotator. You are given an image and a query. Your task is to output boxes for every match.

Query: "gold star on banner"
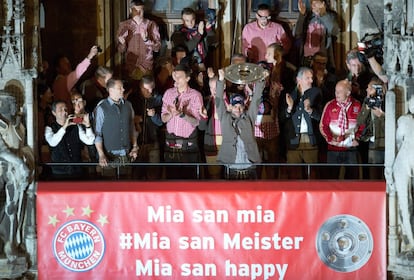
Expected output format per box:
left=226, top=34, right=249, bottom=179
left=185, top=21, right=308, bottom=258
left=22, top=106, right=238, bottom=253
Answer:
left=48, top=215, right=60, bottom=227
left=62, top=205, right=75, bottom=217
left=97, top=214, right=109, bottom=226
left=81, top=205, right=94, bottom=217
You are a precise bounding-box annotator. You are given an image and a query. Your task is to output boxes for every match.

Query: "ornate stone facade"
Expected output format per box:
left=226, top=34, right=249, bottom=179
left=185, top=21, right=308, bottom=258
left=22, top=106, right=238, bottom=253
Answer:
left=384, top=0, right=414, bottom=279
left=0, top=0, right=37, bottom=278
left=1, top=0, right=414, bottom=279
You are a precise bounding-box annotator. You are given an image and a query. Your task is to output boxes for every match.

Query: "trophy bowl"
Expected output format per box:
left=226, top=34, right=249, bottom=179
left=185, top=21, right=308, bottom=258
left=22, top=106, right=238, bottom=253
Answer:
left=224, top=63, right=266, bottom=85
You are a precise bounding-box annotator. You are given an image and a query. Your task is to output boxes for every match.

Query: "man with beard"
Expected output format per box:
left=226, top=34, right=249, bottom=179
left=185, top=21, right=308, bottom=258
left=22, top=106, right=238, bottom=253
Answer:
left=215, top=69, right=266, bottom=180
left=242, top=3, right=291, bottom=63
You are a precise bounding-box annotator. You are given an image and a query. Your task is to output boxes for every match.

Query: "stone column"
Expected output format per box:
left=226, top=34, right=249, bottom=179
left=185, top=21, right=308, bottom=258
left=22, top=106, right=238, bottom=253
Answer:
left=384, top=0, right=414, bottom=278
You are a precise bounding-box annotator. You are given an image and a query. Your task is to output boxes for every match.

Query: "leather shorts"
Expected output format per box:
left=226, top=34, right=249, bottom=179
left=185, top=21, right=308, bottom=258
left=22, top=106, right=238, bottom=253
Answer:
left=226, top=167, right=257, bottom=180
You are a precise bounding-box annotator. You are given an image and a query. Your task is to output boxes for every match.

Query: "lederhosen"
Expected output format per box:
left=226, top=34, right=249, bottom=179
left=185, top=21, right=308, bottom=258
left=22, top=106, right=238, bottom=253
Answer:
left=164, top=129, right=200, bottom=163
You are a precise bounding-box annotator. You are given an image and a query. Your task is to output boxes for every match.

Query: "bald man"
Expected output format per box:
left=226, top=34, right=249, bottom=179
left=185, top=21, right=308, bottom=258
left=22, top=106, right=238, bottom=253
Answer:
left=319, top=79, right=365, bottom=179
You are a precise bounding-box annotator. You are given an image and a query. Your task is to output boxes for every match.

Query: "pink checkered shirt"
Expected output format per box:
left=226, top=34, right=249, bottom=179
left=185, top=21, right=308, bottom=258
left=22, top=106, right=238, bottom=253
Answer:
left=162, top=87, right=203, bottom=138
left=254, top=116, right=280, bottom=139
left=242, top=21, right=291, bottom=63
left=117, top=18, right=161, bottom=73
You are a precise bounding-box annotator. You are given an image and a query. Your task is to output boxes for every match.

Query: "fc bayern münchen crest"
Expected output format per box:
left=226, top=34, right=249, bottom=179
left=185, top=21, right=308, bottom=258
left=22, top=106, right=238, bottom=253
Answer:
left=315, top=214, right=373, bottom=272
left=53, top=220, right=106, bottom=272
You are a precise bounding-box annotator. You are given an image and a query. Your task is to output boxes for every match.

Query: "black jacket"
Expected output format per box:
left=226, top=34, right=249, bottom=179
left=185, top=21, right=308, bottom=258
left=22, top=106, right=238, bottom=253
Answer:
left=279, top=87, right=323, bottom=149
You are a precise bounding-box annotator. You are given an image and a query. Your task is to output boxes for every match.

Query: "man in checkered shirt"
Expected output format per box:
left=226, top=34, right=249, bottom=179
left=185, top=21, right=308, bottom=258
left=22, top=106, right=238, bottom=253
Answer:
left=161, top=64, right=204, bottom=179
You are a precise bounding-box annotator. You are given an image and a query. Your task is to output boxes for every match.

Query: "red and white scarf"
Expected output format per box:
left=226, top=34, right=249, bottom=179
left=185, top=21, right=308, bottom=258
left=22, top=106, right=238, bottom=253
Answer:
left=337, top=100, right=352, bottom=135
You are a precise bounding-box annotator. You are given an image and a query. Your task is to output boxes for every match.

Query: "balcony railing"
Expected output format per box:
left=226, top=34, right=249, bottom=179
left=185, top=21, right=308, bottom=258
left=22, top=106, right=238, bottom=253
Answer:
left=39, top=162, right=385, bottom=181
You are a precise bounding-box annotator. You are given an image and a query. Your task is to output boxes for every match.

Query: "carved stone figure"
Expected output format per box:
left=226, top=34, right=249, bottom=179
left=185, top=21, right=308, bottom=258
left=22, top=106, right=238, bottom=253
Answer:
left=0, top=94, right=24, bottom=149
left=392, top=95, right=414, bottom=252
left=0, top=94, right=32, bottom=277
left=0, top=136, right=29, bottom=261
left=0, top=0, right=37, bottom=277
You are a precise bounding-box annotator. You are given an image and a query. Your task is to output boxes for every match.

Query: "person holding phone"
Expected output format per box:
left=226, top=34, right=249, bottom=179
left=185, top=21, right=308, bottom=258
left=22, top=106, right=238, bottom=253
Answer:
left=45, top=100, right=95, bottom=178
left=52, top=46, right=99, bottom=110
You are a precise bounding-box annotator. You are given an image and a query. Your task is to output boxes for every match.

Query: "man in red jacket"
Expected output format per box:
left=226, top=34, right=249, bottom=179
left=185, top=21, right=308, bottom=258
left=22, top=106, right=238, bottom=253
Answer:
left=319, top=79, right=364, bottom=179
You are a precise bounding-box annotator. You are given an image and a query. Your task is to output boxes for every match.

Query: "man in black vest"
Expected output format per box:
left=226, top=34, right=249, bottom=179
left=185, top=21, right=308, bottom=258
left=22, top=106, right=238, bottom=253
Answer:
left=45, top=100, right=95, bottom=178
left=94, top=78, right=138, bottom=177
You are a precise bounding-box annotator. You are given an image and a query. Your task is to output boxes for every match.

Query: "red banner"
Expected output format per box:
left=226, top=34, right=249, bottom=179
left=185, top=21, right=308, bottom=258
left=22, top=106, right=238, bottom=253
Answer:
left=37, top=181, right=386, bottom=280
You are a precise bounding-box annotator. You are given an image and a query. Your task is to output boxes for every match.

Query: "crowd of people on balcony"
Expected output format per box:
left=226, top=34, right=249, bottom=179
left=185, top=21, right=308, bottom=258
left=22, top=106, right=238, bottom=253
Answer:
left=37, top=0, right=387, bottom=180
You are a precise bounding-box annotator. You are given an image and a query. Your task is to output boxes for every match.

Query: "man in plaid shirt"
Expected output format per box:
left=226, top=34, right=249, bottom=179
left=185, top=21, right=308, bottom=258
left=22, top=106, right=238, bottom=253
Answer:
left=161, top=64, right=204, bottom=179
left=254, top=84, right=280, bottom=179
left=117, top=0, right=161, bottom=81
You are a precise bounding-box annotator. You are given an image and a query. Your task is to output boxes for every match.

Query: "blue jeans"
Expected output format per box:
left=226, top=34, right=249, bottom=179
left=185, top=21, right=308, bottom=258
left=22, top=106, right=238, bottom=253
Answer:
left=327, top=150, right=358, bottom=164
left=326, top=149, right=360, bottom=179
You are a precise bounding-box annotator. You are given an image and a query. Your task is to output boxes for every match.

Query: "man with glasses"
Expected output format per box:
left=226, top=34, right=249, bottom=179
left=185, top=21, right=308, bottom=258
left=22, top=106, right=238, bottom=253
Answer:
left=242, top=3, right=291, bottom=63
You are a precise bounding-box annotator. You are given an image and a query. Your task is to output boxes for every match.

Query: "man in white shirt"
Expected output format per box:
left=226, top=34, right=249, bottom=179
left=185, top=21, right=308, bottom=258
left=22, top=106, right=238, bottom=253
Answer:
left=45, top=100, right=95, bottom=178
left=279, top=67, right=322, bottom=179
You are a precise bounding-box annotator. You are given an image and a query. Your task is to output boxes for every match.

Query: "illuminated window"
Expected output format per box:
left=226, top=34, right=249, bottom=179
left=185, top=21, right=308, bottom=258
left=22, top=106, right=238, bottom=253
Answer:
left=251, top=0, right=304, bottom=18
left=150, top=0, right=201, bottom=15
